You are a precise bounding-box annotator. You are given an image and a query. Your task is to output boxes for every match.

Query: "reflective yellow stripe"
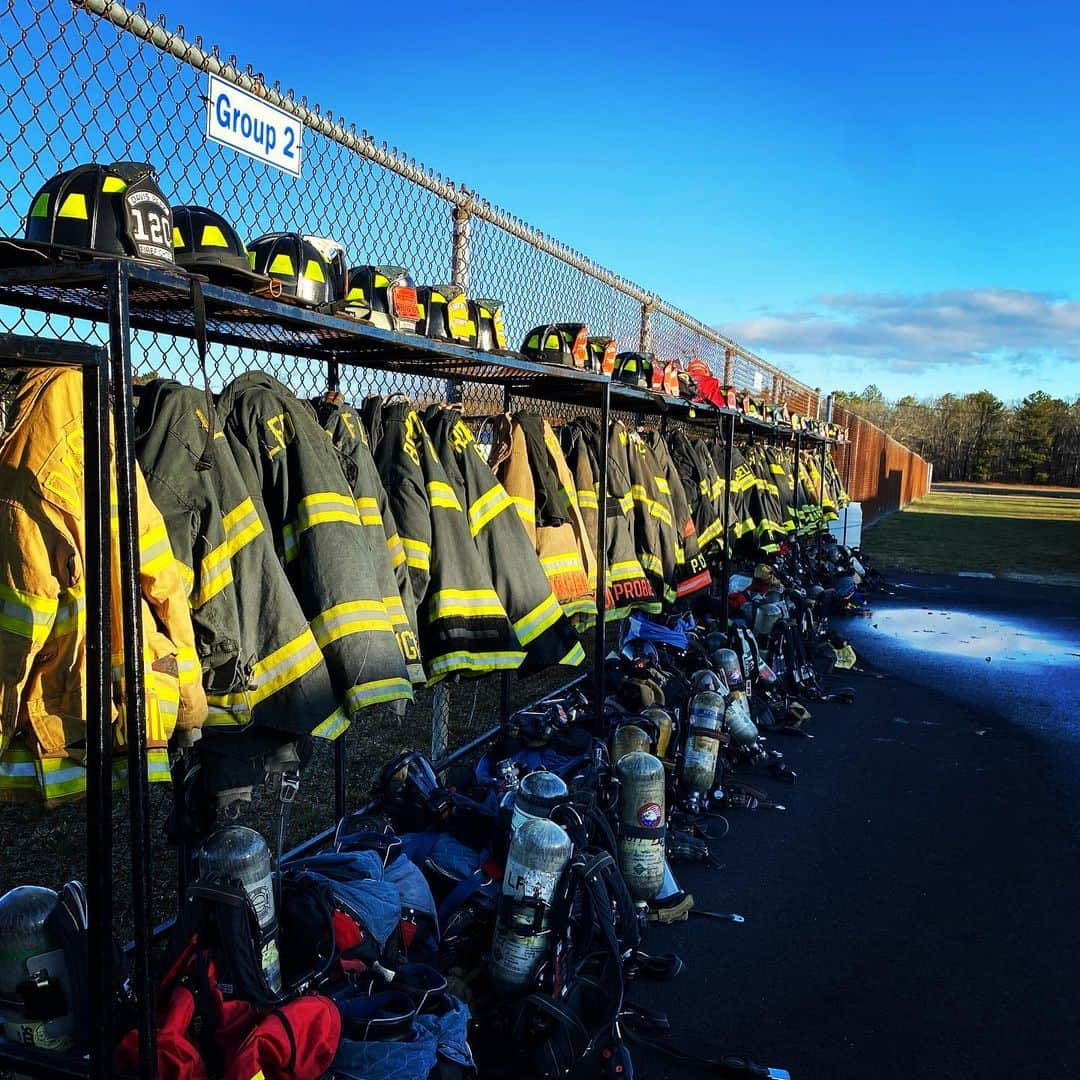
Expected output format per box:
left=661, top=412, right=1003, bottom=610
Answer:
left=222, top=498, right=264, bottom=555
left=310, top=600, right=394, bottom=648
left=228, top=629, right=325, bottom=706
left=630, top=485, right=673, bottom=526
left=467, top=483, right=514, bottom=536
left=355, top=496, right=382, bottom=526
left=386, top=533, right=406, bottom=568
left=427, top=480, right=462, bottom=511
left=510, top=496, right=535, bottom=525
left=0, top=582, right=56, bottom=645
left=639, top=552, right=663, bottom=575
left=699, top=518, right=724, bottom=547
left=39, top=757, right=88, bottom=802
left=139, top=522, right=174, bottom=576
left=654, top=476, right=671, bottom=494
left=403, top=536, right=431, bottom=571
left=0, top=744, right=39, bottom=797
left=609, top=559, right=647, bottom=581
left=559, top=641, right=586, bottom=667
left=428, top=589, right=506, bottom=620
left=192, top=530, right=236, bottom=606
left=540, top=553, right=585, bottom=574
left=310, top=708, right=349, bottom=741
left=576, top=489, right=599, bottom=511
left=295, top=491, right=362, bottom=529
left=346, top=677, right=413, bottom=711
left=560, top=597, right=597, bottom=619
left=512, top=592, right=564, bottom=646
left=282, top=492, right=361, bottom=561
left=426, top=650, right=524, bottom=679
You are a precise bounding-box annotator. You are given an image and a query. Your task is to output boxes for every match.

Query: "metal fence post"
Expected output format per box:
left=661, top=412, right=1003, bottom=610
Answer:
left=639, top=297, right=654, bottom=353
left=723, top=347, right=734, bottom=385
left=451, top=200, right=471, bottom=290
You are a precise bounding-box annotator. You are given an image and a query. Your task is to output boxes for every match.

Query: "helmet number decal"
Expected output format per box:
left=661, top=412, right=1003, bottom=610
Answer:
left=123, top=179, right=174, bottom=265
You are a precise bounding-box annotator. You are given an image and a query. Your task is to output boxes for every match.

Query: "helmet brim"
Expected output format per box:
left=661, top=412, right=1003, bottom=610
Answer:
left=0, top=237, right=183, bottom=274
left=175, top=255, right=271, bottom=293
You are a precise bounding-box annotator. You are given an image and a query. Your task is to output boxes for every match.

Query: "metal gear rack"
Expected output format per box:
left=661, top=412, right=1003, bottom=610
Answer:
left=0, top=256, right=751, bottom=1079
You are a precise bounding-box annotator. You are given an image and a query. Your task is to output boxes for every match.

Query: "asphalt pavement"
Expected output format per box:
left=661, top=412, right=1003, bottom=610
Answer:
left=629, top=572, right=1080, bottom=1080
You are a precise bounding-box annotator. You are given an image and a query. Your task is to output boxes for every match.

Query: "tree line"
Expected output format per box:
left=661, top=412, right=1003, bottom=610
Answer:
left=833, top=386, right=1080, bottom=486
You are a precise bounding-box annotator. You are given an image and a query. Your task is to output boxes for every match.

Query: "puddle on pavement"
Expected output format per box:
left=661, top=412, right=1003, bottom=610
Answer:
left=858, top=607, right=1080, bottom=667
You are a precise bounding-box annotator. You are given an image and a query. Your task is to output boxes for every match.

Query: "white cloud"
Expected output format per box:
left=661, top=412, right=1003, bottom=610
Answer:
left=722, top=288, right=1080, bottom=374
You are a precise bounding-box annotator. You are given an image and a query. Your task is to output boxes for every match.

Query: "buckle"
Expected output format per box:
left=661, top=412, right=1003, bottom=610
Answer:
left=278, top=768, right=300, bottom=804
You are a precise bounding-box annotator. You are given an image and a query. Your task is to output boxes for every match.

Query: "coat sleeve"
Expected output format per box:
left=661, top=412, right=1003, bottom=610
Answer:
left=374, top=419, right=435, bottom=607
left=135, top=465, right=207, bottom=734
left=0, top=500, right=62, bottom=753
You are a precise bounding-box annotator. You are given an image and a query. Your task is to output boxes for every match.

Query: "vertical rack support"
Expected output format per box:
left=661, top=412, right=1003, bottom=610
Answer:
left=719, top=412, right=734, bottom=610
left=592, top=381, right=611, bottom=707
left=793, top=428, right=802, bottom=541
left=499, top=384, right=513, bottom=726
left=106, top=263, right=157, bottom=1078
left=83, top=352, right=113, bottom=1080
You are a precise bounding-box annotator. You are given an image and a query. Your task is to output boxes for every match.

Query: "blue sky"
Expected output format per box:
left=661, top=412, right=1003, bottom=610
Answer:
left=125, top=3, right=1080, bottom=400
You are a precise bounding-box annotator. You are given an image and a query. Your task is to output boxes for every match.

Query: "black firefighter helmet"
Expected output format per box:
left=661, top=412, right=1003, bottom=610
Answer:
left=247, top=232, right=348, bottom=308
left=521, top=323, right=588, bottom=368
left=587, top=336, right=617, bottom=375
left=613, top=351, right=654, bottom=389
left=471, top=298, right=508, bottom=352
left=346, top=265, right=420, bottom=332
left=1, top=161, right=176, bottom=268
left=171, top=205, right=270, bottom=292
left=416, top=284, right=475, bottom=345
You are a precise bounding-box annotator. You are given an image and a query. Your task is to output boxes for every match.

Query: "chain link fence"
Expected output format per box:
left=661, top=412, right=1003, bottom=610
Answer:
left=0, top=0, right=931, bottom=937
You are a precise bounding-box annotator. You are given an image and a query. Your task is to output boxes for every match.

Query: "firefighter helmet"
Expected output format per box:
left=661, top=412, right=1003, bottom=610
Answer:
left=416, top=284, right=475, bottom=345
left=587, top=336, right=617, bottom=375
left=613, top=351, right=654, bottom=388
left=521, top=323, right=588, bottom=368
left=248, top=233, right=347, bottom=308
left=4, top=161, right=176, bottom=268
left=171, top=205, right=270, bottom=291
left=471, top=298, right=508, bottom=351
left=346, top=265, right=420, bottom=332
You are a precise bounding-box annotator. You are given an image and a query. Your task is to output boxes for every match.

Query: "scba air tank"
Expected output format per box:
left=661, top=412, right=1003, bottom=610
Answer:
left=0, top=885, right=73, bottom=1053
left=726, top=691, right=760, bottom=748
left=611, top=723, right=651, bottom=762
left=489, top=817, right=572, bottom=993
left=199, top=825, right=282, bottom=993
left=616, top=751, right=667, bottom=901
left=680, top=691, right=726, bottom=812
left=509, top=770, right=569, bottom=834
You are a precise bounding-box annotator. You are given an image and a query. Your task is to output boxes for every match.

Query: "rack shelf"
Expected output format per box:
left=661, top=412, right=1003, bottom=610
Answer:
left=0, top=259, right=611, bottom=401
